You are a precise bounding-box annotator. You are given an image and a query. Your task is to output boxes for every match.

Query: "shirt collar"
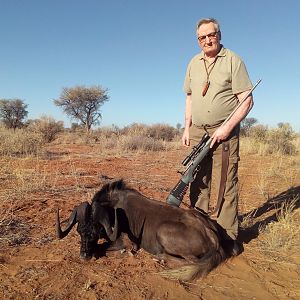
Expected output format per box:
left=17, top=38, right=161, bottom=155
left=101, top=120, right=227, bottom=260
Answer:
left=199, top=45, right=226, bottom=60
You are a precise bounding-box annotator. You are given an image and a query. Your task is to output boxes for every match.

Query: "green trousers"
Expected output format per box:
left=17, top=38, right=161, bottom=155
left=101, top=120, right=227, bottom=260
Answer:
left=189, top=124, right=240, bottom=240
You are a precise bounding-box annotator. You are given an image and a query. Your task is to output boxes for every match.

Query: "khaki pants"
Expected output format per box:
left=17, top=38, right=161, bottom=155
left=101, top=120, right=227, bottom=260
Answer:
left=189, top=124, right=240, bottom=240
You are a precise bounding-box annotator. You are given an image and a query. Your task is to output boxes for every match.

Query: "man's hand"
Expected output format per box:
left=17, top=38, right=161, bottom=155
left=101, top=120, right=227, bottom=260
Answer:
left=182, top=129, right=190, bottom=147
left=210, top=125, right=230, bottom=148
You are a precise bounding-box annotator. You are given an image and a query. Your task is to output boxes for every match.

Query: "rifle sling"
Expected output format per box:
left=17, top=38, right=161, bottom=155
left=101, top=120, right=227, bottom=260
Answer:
left=211, top=141, right=230, bottom=218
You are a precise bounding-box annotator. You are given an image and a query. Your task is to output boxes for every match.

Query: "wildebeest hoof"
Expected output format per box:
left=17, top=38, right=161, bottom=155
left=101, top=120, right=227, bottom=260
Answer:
left=80, top=253, right=93, bottom=260
left=128, top=247, right=139, bottom=256
left=152, top=258, right=166, bottom=266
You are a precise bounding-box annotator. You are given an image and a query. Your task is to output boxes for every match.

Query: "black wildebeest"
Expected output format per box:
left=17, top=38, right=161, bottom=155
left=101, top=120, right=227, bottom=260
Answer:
left=56, top=180, right=236, bottom=280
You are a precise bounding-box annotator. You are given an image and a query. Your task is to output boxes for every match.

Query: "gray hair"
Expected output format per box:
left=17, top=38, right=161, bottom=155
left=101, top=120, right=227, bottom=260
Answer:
left=196, top=18, right=220, bottom=33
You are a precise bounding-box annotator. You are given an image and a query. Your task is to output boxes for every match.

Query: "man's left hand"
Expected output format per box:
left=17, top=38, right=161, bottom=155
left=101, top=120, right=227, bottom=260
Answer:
left=210, top=126, right=230, bottom=148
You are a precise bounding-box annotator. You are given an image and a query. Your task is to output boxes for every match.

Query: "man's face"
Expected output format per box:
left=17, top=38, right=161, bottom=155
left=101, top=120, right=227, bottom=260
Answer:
left=197, top=22, right=221, bottom=57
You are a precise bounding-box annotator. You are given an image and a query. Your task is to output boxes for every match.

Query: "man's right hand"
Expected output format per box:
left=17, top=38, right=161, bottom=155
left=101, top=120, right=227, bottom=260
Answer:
left=182, top=129, right=190, bottom=147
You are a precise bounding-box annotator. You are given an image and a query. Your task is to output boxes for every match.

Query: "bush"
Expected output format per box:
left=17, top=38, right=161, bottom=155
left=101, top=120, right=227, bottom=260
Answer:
left=121, top=135, right=166, bottom=152
left=27, top=116, right=64, bottom=143
left=266, top=123, right=296, bottom=155
left=0, top=126, right=43, bottom=156
left=248, top=124, right=268, bottom=142
left=93, top=126, right=120, bottom=139
left=118, top=123, right=178, bottom=141
left=246, top=123, right=296, bottom=155
left=146, top=124, right=177, bottom=141
left=120, top=123, right=148, bottom=136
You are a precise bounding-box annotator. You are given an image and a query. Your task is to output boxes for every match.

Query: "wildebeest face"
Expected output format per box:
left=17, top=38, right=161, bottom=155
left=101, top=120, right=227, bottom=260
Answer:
left=76, top=219, right=103, bottom=260
left=57, top=201, right=118, bottom=259
left=56, top=202, right=105, bottom=260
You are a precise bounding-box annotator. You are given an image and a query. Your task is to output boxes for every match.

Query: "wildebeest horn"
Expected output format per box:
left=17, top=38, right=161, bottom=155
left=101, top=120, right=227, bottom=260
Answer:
left=56, top=207, right=77, bottom=239
left=100, top=209, right=118, bottom=242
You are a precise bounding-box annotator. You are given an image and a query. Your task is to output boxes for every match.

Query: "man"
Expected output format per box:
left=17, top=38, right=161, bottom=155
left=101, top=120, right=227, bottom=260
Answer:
left=182, top=18, right=253, bottom=254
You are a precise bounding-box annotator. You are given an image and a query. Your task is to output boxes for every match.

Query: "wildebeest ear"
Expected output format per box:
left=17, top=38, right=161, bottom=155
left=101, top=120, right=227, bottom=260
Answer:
left=111, top=179, right=125, bottom=190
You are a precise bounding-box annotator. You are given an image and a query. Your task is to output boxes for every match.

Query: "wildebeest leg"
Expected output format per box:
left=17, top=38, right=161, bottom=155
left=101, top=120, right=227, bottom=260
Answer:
left=107, top=233, right=138, bottom=252
left=157, top=221, right=214, bottom=259
left=130, top=242, right=139, bottom=252
left=92, top=236, right=125, bottom=258
left=107, top=236, right=125, bottom=251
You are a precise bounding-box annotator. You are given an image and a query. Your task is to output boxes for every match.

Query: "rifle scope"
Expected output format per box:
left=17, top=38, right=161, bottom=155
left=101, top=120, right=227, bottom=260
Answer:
left=181, top=133, right=210, bottom=166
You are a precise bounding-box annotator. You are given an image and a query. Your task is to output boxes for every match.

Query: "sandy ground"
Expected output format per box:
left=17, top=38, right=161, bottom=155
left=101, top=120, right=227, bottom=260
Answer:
left=0, top=144, right=299, bottom=299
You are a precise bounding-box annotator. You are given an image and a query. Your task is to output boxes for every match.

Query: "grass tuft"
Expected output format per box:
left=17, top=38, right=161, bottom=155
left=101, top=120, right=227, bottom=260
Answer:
left=257, top=196, right=300, bottom=255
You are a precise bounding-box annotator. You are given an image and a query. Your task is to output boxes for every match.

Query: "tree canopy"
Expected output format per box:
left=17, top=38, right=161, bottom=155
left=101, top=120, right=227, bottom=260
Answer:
left=54, top=85, right=109, bottom=132
left=240, top=117, right=258, bottom=136
left=0, top=98, right=28, bottom=130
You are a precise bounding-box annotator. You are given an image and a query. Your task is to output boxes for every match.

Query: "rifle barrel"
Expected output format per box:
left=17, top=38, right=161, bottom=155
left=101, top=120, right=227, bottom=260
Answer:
left=222, top=79, right=261, bottom=127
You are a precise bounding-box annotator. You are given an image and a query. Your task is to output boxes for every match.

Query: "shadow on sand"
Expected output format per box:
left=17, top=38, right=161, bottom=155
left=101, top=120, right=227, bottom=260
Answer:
left=239, top=186, right=300, bottom=244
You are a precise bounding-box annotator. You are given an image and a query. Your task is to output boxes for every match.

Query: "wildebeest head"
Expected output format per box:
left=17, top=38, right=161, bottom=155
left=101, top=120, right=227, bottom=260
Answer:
left=56, top=201, right=118, bottom=260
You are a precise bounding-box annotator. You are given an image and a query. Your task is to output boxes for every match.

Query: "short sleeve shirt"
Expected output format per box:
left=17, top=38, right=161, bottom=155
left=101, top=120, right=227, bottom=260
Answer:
left=183, top=46, right=253, bottom=127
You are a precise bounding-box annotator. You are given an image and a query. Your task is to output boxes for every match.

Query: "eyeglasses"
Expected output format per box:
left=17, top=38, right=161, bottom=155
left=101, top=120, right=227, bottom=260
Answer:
left=197, top=31, right=219, bottom=42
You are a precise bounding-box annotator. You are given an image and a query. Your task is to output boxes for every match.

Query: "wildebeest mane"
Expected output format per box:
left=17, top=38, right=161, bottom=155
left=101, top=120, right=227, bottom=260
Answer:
left=91, top=179, right=128, bottom=204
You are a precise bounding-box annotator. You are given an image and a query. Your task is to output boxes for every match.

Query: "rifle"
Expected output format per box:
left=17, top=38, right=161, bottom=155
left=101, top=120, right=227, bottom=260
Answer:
left=166, top=79, right=262, bottom=207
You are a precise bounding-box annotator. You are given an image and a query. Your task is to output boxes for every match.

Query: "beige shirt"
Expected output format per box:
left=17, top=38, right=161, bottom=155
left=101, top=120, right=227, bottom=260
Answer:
left=183, top=46, right=253, bottom=127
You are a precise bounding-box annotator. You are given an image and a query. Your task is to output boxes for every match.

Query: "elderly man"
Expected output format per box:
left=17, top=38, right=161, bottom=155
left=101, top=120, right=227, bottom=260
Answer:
left=182, top=18, right=253, bottom=254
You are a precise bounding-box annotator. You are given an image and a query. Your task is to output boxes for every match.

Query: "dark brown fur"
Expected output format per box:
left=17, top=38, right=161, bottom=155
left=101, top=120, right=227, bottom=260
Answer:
left=92, top=180, right=231, bottom=281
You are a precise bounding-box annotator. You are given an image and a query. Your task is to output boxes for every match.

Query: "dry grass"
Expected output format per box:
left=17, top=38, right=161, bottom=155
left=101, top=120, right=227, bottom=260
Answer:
left=0, top=192, right=31, bottom=248
left=0, top=154, right=92, bottom=248
left=0, top=197, right=13, bottom=229
left=120, top=135, right=167, bottom=152
left=0, top=126, right=44, bottom=157
left=240, top=125, right=297, bottom=156
left=239, top=135, right=300, bottom=263
left=240, top=137, right=269, bottom=156
left=258, top=196, right=300, bottom=254
left=240, top=208, right=258, bottom=229
left=53, top=126, right=181, bottom=155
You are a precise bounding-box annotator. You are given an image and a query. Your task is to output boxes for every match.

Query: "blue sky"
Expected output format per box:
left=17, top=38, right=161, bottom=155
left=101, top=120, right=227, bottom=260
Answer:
left=1, top=0, right=299, bottom=131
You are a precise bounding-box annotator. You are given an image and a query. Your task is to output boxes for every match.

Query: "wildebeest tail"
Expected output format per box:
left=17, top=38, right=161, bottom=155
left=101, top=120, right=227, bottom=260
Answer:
left=159, top=248, right=226, bottom=281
